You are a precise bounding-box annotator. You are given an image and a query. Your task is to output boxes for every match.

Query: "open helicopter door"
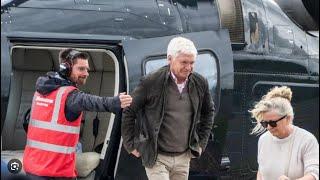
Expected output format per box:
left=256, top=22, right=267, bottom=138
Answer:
left=1, top=35, right=12, bottom=133
left=116, top=30, right=233, bottom=180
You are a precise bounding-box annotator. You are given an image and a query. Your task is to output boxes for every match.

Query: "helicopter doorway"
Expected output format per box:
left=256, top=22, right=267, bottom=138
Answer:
left=1, top=46, right=120, bottom=180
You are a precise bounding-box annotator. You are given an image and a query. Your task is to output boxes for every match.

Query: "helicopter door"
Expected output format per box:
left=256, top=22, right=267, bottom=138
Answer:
left=1, top=35, right=12, bottom=133
left=116, top=30, right=233, bottom=180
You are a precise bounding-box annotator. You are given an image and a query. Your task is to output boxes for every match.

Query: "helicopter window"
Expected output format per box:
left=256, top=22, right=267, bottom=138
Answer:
left=144, top=52, right=217, bottom=92
left=273, top=25, right=294, bottom=54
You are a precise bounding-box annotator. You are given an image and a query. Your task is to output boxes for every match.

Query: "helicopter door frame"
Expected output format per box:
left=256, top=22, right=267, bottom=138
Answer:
left=1, top=35, right=12, bottom=133
left=115, top=30, right=234, bottom=179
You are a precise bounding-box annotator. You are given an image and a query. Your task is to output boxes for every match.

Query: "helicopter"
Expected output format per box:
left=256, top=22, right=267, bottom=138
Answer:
left=1, top=0, right=318, bottom=179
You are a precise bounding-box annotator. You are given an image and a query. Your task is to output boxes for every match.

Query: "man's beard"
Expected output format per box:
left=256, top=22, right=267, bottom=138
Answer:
left=77, top=77, right=87, bottom=85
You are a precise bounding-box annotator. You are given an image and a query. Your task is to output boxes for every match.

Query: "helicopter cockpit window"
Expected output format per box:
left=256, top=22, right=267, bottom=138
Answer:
left=273, top=25, right=294, bottom=54
left=144, top=52, right=217, bottom=93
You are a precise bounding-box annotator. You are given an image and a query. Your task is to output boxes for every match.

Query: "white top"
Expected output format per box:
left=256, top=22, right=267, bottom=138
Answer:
left=258, top=125, right=319, bottom=180
left=170, top=71, right=188, bottom=93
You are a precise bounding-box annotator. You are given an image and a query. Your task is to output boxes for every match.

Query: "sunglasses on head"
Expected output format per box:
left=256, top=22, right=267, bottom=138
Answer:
left=260, top=115, right=287, bottom=128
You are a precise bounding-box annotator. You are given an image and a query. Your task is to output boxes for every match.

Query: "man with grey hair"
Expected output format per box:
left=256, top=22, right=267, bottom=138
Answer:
left=121, top=37, right=215, bottom=180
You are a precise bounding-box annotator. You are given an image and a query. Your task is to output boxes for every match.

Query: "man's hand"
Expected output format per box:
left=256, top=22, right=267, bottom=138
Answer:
left=278, top=175, right=290, bottom=180
left=131, top=149, right=141, bottom=158
left=119, top=92, right=132, bottom=108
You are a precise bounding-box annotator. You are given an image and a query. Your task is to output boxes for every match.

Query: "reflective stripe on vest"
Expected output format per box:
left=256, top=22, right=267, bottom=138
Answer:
left=27, top=86, right=79, bottom=154
left=51, top=86, right=66, bottom=124
left=27, top=139, right=76, bottom=154
left=29, top=118, right=80, bottom=134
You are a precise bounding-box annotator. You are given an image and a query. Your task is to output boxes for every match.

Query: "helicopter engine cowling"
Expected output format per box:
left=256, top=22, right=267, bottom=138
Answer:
left=274, top=0, right=319, bottom=31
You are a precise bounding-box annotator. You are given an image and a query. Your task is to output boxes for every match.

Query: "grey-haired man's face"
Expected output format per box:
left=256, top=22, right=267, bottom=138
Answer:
left=168, top=53, right=195, bottom=83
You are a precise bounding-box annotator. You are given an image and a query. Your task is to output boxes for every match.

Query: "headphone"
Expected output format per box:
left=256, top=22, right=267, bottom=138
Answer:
left=59, top=49, right=81, bottom=78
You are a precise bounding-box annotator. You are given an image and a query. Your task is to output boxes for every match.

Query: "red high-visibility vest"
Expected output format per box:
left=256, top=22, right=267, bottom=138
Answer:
left=23, top=86, right=82, bottom=177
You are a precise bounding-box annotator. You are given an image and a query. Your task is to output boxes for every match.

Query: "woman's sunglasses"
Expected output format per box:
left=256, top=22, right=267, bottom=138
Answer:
left=260, top=115, right=287, bottom=128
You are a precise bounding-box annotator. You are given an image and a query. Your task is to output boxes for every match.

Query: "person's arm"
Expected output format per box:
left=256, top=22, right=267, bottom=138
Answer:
left=257, top=171, right=263, bottom=180
left=121, top=79, right=148, bottom=154
left=65, top=90, right=132, bottom=122
left=279, top=134, right=319, bottom=180
left=66, top=90, right=122, bottom=114
left=296, top=174, right=317, bottom=180
left=278, top=174, right=316, bottom=180
left=300, top=134, right=319, bottom=180
left=257, top=136, right=263, bottom=180
left=257, top=138, right=264, bottom=180
left=197, top=79, right=215, bottom=151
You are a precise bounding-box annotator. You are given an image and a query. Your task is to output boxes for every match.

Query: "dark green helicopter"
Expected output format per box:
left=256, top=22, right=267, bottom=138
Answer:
left=1, top=0, right=318, bottom=179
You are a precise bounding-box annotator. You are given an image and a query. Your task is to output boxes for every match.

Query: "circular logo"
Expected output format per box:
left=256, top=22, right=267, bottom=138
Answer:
left=7, top=159, right=22, bottom=174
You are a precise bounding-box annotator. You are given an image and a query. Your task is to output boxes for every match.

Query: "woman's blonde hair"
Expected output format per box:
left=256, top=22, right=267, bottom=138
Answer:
left=249, top=86, right=294, bottom=135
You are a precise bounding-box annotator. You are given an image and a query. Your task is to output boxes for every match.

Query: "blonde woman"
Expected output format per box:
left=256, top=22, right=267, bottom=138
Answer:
left=249, top=86, right=319, bottom=180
